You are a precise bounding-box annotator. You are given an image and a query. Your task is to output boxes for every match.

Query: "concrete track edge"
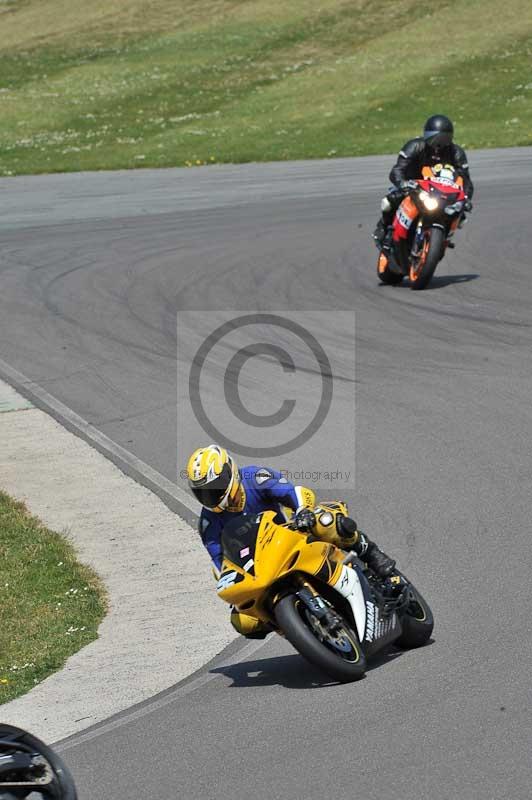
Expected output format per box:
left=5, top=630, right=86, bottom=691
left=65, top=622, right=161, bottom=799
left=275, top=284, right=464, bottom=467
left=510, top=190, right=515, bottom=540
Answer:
left=0, top=355, right=199, bottom=527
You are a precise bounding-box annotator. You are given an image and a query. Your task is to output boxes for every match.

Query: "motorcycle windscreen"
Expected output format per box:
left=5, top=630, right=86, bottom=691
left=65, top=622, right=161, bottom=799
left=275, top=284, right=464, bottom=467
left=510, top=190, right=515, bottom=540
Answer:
left=220, top=514, right=260, bottom=572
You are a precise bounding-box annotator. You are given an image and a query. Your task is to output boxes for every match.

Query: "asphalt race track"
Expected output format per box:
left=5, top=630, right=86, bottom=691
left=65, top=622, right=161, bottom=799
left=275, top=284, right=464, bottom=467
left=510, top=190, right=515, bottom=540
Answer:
left=1, top=149, right=532, bottom=799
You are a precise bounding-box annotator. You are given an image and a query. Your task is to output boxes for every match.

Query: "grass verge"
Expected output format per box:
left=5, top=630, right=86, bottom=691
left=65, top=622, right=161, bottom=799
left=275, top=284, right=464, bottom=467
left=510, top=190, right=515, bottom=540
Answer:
left=0, top=491, right=106, bottom=704
left=0, top=0, right=531, bottom=175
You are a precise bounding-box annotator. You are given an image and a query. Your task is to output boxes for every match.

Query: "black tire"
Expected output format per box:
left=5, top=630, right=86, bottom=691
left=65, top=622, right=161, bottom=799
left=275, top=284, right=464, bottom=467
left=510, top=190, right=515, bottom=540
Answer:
left=274, top=594, right=366, bottom=682
left=0, top=724, right=78, bottom=799
left=395, top=584, right=434, bottom=649
left=409, top=227, right=445, bottom=290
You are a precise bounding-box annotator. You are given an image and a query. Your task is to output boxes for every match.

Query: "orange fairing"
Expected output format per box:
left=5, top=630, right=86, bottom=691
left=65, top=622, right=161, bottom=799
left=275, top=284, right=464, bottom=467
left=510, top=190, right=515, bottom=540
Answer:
left=216, top=509, right=345, bottom=624
left=401, top=195, right=418, bottom=220
left=394, top=195, right=418, bottom=239
left=378, top=253, right=389, bottom=274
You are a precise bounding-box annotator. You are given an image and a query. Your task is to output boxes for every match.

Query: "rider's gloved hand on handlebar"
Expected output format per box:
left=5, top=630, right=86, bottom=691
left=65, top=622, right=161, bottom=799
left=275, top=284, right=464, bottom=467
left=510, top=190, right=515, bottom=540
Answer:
left=294, top=507, right=316, bottom=532
left=400, top=179, right=418, bottom=193
left=464, top=198, right=473, bottom=212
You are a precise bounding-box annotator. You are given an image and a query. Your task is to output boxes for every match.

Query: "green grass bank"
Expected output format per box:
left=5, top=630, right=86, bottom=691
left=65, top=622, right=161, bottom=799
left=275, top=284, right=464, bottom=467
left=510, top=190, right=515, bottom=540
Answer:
left=0, top=0, right=531, bottom=175
left=0, top=491, right=106, bottom=704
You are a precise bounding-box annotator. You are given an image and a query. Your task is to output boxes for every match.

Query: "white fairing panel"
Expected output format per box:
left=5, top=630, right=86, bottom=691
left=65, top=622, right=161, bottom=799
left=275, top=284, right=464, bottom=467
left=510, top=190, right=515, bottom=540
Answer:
left=332, top=565, right=366, bottom=640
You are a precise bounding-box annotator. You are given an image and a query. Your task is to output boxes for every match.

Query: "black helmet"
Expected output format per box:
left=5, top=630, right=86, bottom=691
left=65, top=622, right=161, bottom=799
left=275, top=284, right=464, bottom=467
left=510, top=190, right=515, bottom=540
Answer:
left=423, top=114, right=454, bottom=148
left=0, top=724, right=77, bottom=799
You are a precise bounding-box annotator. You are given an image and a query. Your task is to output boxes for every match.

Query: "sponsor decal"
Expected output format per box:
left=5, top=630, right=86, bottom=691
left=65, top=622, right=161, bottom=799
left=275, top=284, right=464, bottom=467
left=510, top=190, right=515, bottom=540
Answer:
left=341, top=570, right=350, bottom=589
left=255, top=468, right=272, bottom=485
left=243, top=558, right=254, bottom=572
left=239, top=546, right=250, bottom=558
left=365, top=601, right=376, bottom=641
left=432, top=176, right=458, bottom=188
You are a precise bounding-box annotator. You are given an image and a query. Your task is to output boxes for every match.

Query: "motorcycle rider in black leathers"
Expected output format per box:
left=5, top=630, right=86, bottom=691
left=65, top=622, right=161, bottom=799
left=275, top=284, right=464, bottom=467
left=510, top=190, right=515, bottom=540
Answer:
left=374, top=114, right=474, bottom=251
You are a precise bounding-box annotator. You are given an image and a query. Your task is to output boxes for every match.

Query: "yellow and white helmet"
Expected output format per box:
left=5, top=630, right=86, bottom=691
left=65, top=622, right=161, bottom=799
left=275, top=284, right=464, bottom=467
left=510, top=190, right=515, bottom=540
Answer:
left=186, top=444, right=245, bottom=512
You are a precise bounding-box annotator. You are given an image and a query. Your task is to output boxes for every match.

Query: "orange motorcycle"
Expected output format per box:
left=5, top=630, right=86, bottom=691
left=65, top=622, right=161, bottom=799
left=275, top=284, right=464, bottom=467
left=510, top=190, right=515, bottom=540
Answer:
left=377, top=164, right=469, bottom=290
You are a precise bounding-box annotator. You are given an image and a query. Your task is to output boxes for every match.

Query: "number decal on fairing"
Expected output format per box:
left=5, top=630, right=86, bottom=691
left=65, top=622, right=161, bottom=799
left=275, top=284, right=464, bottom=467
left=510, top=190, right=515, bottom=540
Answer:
left=397, top=207, right=414, bottom=229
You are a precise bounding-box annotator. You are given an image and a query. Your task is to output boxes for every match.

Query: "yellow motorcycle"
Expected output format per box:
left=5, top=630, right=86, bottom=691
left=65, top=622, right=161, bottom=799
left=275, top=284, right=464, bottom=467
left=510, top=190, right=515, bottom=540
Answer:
left=217, top=503, right=433, bottom=682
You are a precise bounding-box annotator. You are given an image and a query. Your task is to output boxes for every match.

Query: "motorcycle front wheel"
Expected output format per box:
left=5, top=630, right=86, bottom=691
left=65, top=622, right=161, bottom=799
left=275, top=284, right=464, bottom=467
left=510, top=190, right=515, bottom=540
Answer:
left=274, top=594, right=366, bottom=682
left=409, top=226, right=445, bottom=290
left=0, top=724, right=78, bottom=800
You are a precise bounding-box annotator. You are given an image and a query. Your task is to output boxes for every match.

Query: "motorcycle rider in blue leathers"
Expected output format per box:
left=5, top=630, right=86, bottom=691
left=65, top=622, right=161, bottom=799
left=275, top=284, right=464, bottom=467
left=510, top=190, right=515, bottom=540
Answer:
left=186, top=444, right=395, bottom=637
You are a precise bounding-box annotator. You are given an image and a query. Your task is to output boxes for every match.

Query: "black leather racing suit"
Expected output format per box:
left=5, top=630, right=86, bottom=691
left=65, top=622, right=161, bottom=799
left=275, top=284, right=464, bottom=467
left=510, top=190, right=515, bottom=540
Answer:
left=380, top=137, right=474, bottom=230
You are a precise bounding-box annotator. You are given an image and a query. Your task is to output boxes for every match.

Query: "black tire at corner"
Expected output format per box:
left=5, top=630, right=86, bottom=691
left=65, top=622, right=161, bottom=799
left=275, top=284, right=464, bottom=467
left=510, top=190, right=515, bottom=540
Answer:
left=410, top=226, right=445, bottom=290
left=0, top=724, right=78, bottom=800
left=395, top=585, right=434, bottom=649
left=274, top=594, right=366, bottom=682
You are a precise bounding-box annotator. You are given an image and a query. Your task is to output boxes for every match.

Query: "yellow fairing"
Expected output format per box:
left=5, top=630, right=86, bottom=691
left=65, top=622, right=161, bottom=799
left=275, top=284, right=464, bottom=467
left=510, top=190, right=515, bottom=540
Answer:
left=230, top=608, right=267, bottom=636
left=216, top=505, right=348, bottom=625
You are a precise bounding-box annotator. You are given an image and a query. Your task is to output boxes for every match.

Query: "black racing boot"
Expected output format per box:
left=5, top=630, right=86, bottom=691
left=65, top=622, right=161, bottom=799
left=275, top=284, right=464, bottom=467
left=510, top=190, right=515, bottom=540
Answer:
left=337, top=518, right=396, bottom=578
left=381, top=226, right=393, bottom=252
left=373, top=218, right=385, bottom=247
left=373, top=220, right=393, bottom=253
left=356, top=532, right=396, bottom=578
left=366, top=542, right=396, bottom=578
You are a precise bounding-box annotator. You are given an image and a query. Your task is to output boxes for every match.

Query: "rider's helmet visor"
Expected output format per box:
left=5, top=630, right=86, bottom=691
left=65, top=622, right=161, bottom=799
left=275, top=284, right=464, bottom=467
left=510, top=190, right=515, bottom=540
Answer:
left=190, top=462, right=233, bottom=509
left=424, top=130, right=453, bottom=148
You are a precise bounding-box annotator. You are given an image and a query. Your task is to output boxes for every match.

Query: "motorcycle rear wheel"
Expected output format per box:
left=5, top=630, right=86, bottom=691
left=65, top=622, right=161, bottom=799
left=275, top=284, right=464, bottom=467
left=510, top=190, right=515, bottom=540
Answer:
left=395, top=585, right=434, bottom=649
left=274, top=594, right=366, bottom=682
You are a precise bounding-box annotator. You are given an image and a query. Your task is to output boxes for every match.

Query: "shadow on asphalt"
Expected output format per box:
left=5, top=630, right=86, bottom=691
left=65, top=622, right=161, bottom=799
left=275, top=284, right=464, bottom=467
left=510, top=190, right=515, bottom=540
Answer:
left=377, top=273, right=479, bottom=290
left=427, top=273, right=480, bottom=289
left=210, top=646, right=407, bottom=689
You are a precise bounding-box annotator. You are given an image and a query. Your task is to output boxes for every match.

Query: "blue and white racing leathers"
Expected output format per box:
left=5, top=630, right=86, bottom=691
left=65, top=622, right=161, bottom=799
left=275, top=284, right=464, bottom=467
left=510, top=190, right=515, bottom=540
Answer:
left=198, top=465, right=307, bottom=571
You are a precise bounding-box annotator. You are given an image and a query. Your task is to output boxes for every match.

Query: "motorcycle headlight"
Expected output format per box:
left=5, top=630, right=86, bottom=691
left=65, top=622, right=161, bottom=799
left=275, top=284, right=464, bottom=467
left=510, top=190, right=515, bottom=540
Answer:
left=419, top=190, right=439, bottom=211
left=445, top=201, right=464, bottom=215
